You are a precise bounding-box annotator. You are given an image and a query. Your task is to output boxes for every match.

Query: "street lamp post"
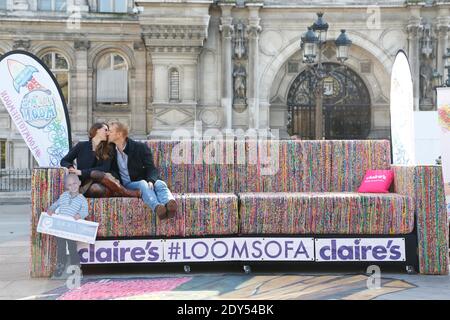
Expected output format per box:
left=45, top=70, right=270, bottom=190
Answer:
left=300, top=13, right=352, bottom=139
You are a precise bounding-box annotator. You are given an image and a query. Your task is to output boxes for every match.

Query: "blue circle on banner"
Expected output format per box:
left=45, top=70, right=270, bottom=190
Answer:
left=20, top=89, right=57, bottom=128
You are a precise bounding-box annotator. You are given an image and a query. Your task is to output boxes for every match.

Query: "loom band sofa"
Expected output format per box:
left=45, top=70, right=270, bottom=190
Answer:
left=30, top=139, right=449, bottom=277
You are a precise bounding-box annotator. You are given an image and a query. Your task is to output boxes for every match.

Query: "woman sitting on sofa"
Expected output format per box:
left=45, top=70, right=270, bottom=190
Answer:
left=60, top=122, right=140, bottom=198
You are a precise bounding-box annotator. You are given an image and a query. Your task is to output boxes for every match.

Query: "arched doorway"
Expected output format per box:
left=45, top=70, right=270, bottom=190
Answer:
left=287, top=63, right=371, bottom=139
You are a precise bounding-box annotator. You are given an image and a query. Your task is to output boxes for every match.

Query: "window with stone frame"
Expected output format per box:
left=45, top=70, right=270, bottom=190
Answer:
left=169, top=68, right=180, bottom=102
left=98, top=0, right=127, bottom=13
left=0, top=140, right=6, bottom=169
left=96, top=53, right=128, bottom=104
left=41, top=52, right=70, bottom=105
left=37, top=0, right=67, bottom=11
left=0, top=0, right=6, bottom=10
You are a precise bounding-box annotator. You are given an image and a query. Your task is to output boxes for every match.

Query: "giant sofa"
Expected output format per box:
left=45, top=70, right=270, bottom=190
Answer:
left=30, top=139, right=449, bottom=277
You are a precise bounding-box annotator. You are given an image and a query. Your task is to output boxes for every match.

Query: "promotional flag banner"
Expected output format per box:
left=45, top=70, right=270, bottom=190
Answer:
left=437, top=87, right=450, bottom=219
left=390, top=50, right=415, bottom=165
left=0, top=50, right=71, bottom=166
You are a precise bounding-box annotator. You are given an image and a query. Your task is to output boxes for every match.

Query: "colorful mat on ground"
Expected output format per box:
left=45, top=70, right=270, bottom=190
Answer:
left=40, top=274, right=417, bottom=300
left=57, top=277, right=191, bottom=300
left=238, top=192, right=414, bottom=235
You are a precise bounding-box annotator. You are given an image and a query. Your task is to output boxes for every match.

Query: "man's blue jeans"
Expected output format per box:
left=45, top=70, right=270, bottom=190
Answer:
left=124, top=180, right=175, bottom=212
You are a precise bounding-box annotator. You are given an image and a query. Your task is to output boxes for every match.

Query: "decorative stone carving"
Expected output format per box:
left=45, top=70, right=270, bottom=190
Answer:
left=419, top=61, right=433, bottom=101
left=133, top=41, right=145, bottom=51
left=199, top=108, right=222, bottom=127
left=234, top=22, right=246, bottom=59
left=231, top=21, right=251, bottom=113
left=421, top=24, right=433, bottom=59
left=247, top=24, right=262, bottom=39
left=13, top=40, right=30, bottom=50
left=219, top=24, right=234, bottom=39
left=142, top=25, right=208, bottom=49
left=74, top=40, right=90, bottom=50
left=233, top=63, right=247, bottom=113
left=419, top=23, right=436, bottom=110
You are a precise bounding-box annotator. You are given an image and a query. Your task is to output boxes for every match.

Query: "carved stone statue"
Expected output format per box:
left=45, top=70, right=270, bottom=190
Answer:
left=419, top=61, right=433, bottom=102
left=233, top=63, right=246, bottom=102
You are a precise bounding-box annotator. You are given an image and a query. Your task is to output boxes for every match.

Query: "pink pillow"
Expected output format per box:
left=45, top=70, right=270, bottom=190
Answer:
left=358, top=170, right=394, bottom=193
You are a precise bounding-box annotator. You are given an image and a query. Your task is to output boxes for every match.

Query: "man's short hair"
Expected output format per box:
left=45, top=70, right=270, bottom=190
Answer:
left=110, top=121, right=129, bottom=138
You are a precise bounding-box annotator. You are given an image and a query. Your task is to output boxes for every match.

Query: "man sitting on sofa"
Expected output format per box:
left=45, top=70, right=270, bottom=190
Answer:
left=107, top=121, right=177, bottom=220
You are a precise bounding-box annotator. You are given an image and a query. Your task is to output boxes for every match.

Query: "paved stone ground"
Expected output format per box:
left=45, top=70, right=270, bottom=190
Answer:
left=0, top=204, right=449, bottom=300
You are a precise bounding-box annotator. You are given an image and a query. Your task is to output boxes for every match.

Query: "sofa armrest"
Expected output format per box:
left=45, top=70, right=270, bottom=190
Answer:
left=30, top=168, right=66, bottom=277
left=391, top=165, right=449, bottom=275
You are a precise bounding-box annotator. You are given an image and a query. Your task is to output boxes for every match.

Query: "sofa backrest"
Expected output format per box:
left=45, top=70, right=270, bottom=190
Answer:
left=235, top=139, right=391, bottom=192
left=147, top=140, right=236, bottom=193
left=147, top=139, right=391, bottom=193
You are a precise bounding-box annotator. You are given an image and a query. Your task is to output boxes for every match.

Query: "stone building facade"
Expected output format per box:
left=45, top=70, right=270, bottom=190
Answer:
left=0, top=0, right=448, bottom=168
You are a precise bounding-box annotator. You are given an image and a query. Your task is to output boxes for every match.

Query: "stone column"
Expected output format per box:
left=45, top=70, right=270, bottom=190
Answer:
left=436, top=7, right=449, bottom=81
left=247, top=5, right=262, bottom=129
left=74, top=40, right=90, bottom=136
left=133, top=41, right=147, bottom=138
left=407, top=12, right=423, bottom=111
left=219, top=5, right=234, bottom=129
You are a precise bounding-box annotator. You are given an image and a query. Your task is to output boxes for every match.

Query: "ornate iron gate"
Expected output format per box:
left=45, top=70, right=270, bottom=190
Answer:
left=287, top=63, right=371, bottom=139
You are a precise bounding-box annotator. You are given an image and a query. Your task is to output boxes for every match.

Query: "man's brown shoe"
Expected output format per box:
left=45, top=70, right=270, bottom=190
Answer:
left=155, top=204, right=167, bottom=220
left=166, top=199, right=177, bottom=219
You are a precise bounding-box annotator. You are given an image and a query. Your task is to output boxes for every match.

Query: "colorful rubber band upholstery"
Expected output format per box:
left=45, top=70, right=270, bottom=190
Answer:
left=30, top=140, right=448, bottom=277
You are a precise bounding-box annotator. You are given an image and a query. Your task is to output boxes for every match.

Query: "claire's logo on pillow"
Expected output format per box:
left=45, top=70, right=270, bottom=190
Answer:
left=367, top=174, right=387, bottom=181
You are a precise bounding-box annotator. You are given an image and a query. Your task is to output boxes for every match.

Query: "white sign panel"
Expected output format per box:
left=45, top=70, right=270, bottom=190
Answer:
left=78, top=238, right=315, bottom=264
left=78, top=240, right=164, bottom=264
left=37, top=212, right=98, bottom=244
left=0, top=51, right=71, bottom=167
left=315, top=238, right=406, bottom=262
left=390, top=51, right=415, bottom=165
left=437, top=87, right=450, bottom=218
left=163, top=237, right=315, bottom=263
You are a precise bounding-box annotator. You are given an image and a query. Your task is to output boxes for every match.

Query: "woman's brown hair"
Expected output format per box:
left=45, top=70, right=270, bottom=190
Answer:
left=89, top=122, right=111, bottom=161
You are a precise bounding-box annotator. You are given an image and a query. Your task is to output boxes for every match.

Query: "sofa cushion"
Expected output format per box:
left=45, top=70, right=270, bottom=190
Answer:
left=180, top=193, right=239, bottom=237
left=238, top=192, right=414, bottom=235
left=85, top=193, right=239, bottom=238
